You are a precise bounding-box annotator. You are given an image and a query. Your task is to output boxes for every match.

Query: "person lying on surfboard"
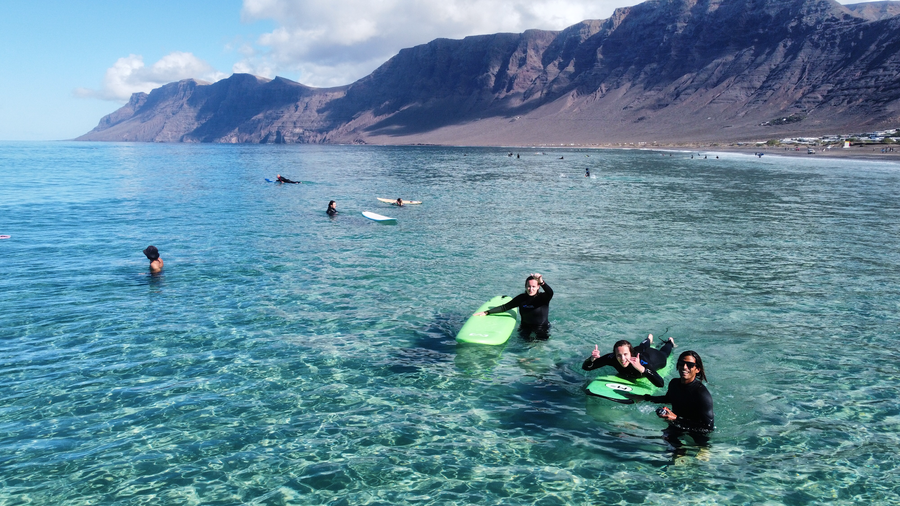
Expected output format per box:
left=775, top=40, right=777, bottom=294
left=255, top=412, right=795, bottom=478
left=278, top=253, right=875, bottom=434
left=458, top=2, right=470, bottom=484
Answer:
left=474, top=273, right=553, bottom=340
left=396, top=198, right=404, bottom=206
left=582, top=334, right=675, bottom=388
left=275, top=174, right=300, bottom=184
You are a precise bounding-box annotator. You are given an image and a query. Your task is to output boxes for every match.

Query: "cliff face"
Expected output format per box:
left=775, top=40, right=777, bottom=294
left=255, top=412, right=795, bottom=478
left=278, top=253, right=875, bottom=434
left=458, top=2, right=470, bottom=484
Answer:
left=78, top=0, right=900, bottom=144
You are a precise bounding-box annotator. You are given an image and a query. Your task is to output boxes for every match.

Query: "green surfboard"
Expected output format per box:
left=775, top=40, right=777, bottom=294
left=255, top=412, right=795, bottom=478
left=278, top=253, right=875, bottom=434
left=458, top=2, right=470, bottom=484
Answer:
left=585, top=354, right=676, bottom=404
left=455, top=296, right=518, bottom=345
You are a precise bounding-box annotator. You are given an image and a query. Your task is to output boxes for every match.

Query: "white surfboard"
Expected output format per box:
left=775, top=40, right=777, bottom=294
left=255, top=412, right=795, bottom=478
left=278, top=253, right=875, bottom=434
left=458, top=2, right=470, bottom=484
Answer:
left=362, top=211, right=397, bottom=223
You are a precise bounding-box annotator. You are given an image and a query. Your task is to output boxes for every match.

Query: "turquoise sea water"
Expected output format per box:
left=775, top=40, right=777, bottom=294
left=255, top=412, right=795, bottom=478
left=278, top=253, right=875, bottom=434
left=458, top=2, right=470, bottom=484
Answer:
left=2, top=142, right=899, bottom=505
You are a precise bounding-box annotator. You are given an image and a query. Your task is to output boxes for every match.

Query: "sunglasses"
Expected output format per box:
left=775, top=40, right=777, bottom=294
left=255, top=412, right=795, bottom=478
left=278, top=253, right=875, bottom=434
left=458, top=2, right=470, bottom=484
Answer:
left=677, top=360, right=699, bottom=369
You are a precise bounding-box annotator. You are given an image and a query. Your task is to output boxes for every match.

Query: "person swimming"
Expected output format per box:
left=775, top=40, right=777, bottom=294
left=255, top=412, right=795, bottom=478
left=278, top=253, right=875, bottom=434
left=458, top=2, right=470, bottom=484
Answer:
left=143, top=245, right=163, bottom=273
left=326, top=200, right=338, bottom=216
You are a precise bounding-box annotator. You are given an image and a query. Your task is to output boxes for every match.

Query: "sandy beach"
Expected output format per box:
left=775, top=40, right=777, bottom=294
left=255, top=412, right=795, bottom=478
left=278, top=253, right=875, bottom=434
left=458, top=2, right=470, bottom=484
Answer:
left=696, top=143, right=900, bottom=161
left=546, top=141, right=900, bottom=162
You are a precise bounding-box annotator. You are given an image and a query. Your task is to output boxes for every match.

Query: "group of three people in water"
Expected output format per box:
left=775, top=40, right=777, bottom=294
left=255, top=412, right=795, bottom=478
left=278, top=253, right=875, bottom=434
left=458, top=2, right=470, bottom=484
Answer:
left=324, top=198, right=405, bottom=217
left=475, top=273, right=715, bottom=443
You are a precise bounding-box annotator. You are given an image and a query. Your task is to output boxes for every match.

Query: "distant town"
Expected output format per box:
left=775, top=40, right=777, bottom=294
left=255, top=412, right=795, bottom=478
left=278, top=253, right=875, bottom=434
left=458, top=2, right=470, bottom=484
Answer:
left=740, top=128, right=900, bottom=152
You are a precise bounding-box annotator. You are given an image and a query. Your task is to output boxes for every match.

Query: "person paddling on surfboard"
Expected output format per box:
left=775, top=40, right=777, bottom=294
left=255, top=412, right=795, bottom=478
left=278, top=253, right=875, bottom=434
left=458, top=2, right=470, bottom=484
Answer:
left=582, top=334, right=675, bottom=388
left=643, top=350, right=715, bottom=443
left=143, top=245, right=163, bottom=274
left=474, top=273, right=553, bottom=340
left=395, top=198, right=404, bottom=207
left=276, top=174, right=300, bottom=184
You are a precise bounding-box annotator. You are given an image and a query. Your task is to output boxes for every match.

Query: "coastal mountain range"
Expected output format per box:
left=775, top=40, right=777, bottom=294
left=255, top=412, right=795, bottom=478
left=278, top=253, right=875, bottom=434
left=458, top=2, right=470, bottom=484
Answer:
left=78, top=0, right=900, bottom=145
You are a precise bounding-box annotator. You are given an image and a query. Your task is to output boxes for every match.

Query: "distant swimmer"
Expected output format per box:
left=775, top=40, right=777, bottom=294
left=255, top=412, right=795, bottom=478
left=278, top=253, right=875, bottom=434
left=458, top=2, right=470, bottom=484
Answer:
left=475, top=273, right=553, bottom=340
left=585, top=168, right=590, bottom=177
left=582, top=334, right=676, bottom=388
left=276, top=174, right=300, bottom=184
left=143, top=245, right=163, bottom=274
left=326, top=200, right=338, bottom=216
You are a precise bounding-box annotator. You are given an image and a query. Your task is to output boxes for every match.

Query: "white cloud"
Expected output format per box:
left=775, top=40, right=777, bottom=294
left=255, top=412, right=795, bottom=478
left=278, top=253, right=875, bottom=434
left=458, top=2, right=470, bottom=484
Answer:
left=238, top=0, right=634, bottom=88
left=76, top=52, right=228, bottom=102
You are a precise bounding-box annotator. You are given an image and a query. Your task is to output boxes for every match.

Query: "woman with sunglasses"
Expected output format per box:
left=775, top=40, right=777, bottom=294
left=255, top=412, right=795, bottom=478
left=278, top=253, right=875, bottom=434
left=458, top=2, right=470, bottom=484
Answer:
left=581, top=334, right=675, bottom=388
left=645, top=350, right=715, bottom=439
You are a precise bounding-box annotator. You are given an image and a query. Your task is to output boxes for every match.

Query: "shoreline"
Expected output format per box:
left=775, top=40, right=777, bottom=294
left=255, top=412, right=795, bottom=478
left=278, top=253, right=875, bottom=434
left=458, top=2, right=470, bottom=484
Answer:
left=38, top=137, right=900, bottom=162
left=497, top=142, right=900, bottom=162
left=681, top=143, right=900, bottom=162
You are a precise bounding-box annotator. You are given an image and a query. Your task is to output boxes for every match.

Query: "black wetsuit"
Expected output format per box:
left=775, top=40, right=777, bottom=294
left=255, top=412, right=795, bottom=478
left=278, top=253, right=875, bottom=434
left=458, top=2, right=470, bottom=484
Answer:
left=277, top=176, right=299, bottom=184
left=581, top=337, right=673, bottom=388
left=485, top=282, right=553, bottom=339
left=646, top=378, right=715, bottom=437
left=326, top=207, right=338, bottom=216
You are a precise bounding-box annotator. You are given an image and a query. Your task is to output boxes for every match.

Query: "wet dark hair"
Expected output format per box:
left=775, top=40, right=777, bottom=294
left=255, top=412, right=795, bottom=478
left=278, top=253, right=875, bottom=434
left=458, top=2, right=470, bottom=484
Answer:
left=613, top=340, right=634, bottom=355
left=143, top=245, right=159, bottom=261
left=328, top=200, right=336, bottom=206
left=678, top=350, right=707, bottom=382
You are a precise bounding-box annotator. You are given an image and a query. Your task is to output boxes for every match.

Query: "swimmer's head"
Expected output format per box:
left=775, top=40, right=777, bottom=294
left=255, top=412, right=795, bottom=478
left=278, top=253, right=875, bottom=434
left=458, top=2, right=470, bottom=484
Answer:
left=143, top=245, right=159, bottom=261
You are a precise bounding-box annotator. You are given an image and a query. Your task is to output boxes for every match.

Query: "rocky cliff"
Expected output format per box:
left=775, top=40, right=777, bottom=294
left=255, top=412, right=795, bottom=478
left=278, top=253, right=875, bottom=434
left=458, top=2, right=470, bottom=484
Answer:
left=78, top=0, right=900, bottom=145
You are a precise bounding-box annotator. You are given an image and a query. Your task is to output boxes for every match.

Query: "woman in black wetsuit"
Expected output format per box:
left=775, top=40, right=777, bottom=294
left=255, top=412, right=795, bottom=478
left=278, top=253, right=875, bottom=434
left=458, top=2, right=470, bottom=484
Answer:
left=582, top=334, right=675, bottom=388
left=645, top=350, right=715, bottom=443
left=474, top=273, right=553, bottom=339
left=326, top=200, right=338, bottom=216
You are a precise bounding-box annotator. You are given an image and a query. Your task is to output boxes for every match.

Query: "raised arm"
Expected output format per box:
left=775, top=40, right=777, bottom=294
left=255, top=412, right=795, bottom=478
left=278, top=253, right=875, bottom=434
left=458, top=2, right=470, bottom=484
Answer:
left=582, top=350, right=616, bottom=371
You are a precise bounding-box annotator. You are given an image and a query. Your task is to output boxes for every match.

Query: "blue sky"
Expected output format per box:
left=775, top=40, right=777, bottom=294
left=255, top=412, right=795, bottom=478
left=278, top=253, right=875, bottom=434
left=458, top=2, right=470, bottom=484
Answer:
left=0, top=0, right=866, bottom=141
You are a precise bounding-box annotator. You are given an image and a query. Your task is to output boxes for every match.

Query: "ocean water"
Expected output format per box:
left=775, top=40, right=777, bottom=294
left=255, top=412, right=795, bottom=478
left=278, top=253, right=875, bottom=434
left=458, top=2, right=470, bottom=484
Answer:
left=1, top=142, right=899, bottom=505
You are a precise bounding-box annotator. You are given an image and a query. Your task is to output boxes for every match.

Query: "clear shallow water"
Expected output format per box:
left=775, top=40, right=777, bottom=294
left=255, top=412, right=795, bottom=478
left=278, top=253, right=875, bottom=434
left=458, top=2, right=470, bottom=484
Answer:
left=1, top=142, right=899, bottom=505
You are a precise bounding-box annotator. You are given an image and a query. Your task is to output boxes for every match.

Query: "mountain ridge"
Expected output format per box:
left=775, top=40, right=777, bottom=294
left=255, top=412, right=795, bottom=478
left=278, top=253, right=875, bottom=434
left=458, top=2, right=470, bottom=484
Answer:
left=78, top=0, right=900, bottom=145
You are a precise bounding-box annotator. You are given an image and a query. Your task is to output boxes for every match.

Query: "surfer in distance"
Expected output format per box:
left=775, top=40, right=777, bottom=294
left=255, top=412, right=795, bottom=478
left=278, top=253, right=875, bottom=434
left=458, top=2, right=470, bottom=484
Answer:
left=326, top=200, right=338, bottom=216
left=395, top=198, right=404, bottom=207
left=143, top=245, right=163, bottom=274
left=582, top=334, right=675, bottom=388
left=643, top=350, right=715, bottom=443
left=474, top=273, right=553, bottom=340
left=276, top=174, right=300, bottom=184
